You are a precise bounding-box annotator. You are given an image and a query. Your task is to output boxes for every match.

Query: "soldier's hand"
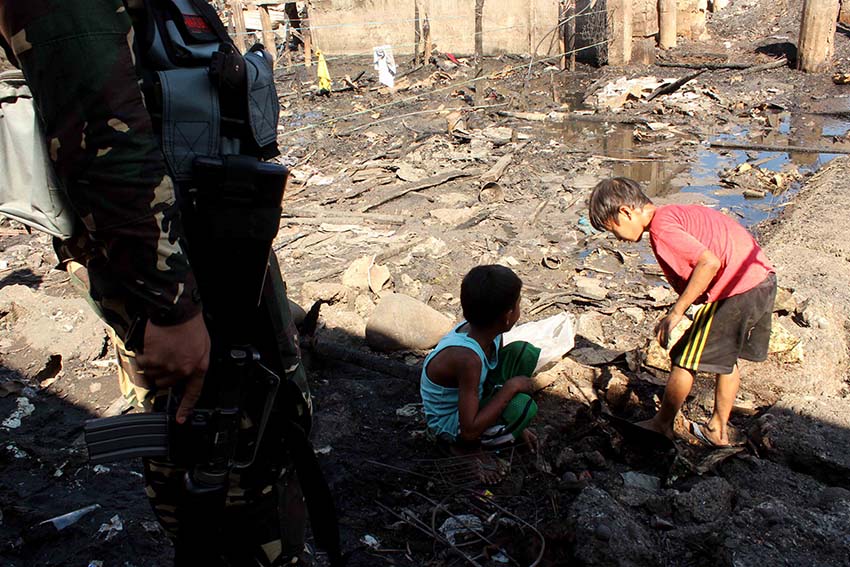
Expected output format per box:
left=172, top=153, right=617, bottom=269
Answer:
left=136, top=312, right=210, bottom=424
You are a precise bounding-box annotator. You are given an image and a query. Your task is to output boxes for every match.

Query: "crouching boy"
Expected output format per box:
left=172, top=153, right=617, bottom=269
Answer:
left=420, top=265, right=540, bottom=465
left=589, top=177, right=776, bottom=447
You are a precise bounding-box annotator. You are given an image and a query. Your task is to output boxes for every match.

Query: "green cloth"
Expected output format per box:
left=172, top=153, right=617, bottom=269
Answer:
left=483, top=341, right=541, bottom=439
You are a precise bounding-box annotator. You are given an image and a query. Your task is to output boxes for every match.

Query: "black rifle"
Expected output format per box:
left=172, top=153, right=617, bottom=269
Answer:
left=85, top=155, right=343, bottom=566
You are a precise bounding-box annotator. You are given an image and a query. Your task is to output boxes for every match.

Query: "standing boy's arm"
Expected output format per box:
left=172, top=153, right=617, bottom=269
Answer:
left=656, top=249, right=721, bottom=348
left=457, top=358, right=533, bottom=442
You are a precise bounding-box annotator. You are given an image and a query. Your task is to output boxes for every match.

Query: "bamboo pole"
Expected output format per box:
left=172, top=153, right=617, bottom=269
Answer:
left=229, top=1, right=249, bottom=52
left=658, top=0, right=677, bottom=49
left=798, top=0, right=840, bottom=73
left=567, top=0, right=576, bottom=71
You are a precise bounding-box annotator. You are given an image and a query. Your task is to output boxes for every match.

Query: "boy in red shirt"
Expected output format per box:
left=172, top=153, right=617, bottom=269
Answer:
left=588, top=177, right=776, bottom=446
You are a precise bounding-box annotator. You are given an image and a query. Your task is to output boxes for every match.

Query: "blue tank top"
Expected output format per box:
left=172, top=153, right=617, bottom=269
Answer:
left=420, top=322, right=501, bottom=439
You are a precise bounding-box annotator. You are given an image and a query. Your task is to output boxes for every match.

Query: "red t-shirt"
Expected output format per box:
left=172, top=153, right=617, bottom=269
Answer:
left=649, top=205, right=774, bottom=303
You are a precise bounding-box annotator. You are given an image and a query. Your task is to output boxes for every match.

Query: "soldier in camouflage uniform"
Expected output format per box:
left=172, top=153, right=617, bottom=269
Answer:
left=0, top=1, right=314, bottom=564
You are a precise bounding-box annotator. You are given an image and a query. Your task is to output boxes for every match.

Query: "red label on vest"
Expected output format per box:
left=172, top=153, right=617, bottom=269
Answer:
left=183, top=14, right=212, bottom=33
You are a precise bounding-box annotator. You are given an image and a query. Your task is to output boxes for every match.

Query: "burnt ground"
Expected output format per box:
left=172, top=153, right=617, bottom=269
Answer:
left=3, top=1, right=850, bottom=565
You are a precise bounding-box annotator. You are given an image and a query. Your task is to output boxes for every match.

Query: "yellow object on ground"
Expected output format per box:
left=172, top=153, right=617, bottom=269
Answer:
left=317, top=50, right=331, bottom=92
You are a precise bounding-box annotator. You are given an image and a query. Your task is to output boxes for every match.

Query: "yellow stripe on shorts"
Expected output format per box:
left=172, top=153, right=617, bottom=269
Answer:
left=679, top=302, right=718, bottom=370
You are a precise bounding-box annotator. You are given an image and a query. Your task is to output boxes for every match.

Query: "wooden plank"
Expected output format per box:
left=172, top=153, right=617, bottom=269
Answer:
left=259, top=5, right=276, bottom=64
left=360, top=170, right=476, bottom=212
left=709, top=140, right=850, bottom=154
left=229, top=1, right=249, bottom=52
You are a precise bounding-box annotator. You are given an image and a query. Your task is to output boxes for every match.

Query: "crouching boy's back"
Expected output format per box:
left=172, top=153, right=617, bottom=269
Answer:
left=420, top=265, right=539, bottom=451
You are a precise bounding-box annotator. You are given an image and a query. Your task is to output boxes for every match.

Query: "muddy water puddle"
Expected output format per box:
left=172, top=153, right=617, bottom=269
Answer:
left=545, top=113, right=850, bottom=290
left=550, top=115, right=850, bottom=228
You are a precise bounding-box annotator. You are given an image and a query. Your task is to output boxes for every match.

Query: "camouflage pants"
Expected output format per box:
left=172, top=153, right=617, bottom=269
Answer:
left=66, top=256, right=312, bottom=566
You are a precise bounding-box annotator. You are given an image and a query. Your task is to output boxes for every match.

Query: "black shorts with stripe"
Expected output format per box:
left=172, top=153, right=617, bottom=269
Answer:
left=670, top=272, right=777, bottom=375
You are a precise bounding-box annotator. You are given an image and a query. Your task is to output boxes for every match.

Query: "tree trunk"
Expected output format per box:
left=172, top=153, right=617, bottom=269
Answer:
left=798, top=0, right=840, bottom=73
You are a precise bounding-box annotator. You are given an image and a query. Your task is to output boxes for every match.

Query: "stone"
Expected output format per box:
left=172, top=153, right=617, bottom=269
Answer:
left=622, top=307, right=645, bottom=324
left=569, top=486, right=659, bottom=566
left=773, top=286, right=796, bottom=313
left=556, top=447, right=580, bottom=471
left=644, top=317, right=692, bottom=371
left=603, top=368, right=633, bottom=412
left=353, top=294, right=376, bottom=319
left=479, top=127, right=513, bottom=146
left=429, top=207, right=481, bottom=226
left=582, top=450, right=609, bottom=471
left=647, top=286, right=676, bottom=305
left=366, top=293, right=454, bottom=351
left=341, top=255, right=391, bottom=293
left=301, top=282, right=350, bottom=305
left=674, top=477, right=734, bottom=524
left=621, top=471, right=661, bottom=492
left=768, top=316, right=802, bottom=355
left=577, top=312, right=606, bottom=343
left=574, top=275, right=608, bottom=301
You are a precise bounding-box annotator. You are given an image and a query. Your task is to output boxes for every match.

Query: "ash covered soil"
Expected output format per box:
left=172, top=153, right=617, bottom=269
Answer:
left=3, top=1, right=850, bottom=565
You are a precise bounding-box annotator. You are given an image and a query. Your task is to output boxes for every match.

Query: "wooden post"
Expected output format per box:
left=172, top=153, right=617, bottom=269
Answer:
left=841, top=0, right=850, bottom=24
left=423, top=14, right=432, bottom=63
left=229, top=1, right=249, bottom=52
left=567, top=0, right=576, bottom=71
left=608, top=0, right=633, bottom=65
left=258, top=3, right=277, bottom=65
left=475, top=0, right=485, bottom=60
left=658, top=0, right=677, bottom=49
left=414, top=0, right=421, bottom=65
left=798, top=0, right=840, bottom=73
left=559, top=1, right=567, bottom=70
left=302, top=9, right=312, bottom=68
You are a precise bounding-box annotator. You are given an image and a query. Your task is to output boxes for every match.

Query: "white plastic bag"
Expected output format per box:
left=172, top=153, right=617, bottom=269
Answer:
left=503, top=311, right=576, bottom=373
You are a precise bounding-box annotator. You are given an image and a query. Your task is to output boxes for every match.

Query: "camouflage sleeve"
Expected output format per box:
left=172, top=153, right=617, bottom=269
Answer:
left=0, top=0, right=201, bottom=326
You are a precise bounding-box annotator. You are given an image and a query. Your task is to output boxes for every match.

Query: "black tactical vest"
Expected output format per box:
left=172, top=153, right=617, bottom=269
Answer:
left=126, top=0, right=280, bottom=182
